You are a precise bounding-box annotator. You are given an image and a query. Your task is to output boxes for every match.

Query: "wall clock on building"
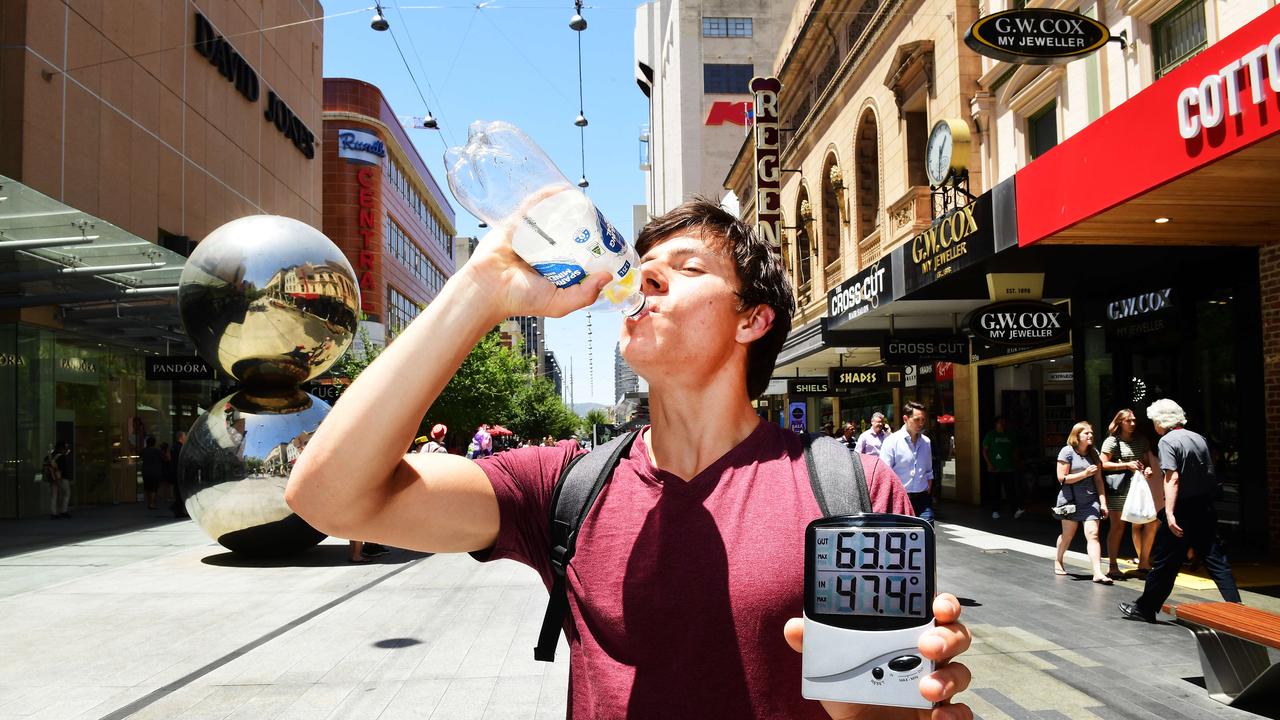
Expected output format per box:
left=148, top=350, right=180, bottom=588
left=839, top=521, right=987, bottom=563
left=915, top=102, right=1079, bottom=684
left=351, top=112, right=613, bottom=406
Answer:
left=925, top=118, right=971, bottom=186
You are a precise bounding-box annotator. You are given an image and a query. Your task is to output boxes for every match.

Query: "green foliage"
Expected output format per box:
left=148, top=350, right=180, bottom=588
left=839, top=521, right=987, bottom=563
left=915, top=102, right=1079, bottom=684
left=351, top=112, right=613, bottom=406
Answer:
left=581, top=408, right=612, bottom=440
left=328, top=325, right=383, bottom=396
left=509, top=377, right=581, bottom=442
left=328, top=326, right=582, bottom=448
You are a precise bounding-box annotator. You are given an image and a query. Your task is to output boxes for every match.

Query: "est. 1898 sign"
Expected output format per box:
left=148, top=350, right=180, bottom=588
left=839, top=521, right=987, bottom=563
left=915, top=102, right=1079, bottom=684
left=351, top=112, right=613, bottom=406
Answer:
left=969, top=301, right=1071, bottom=347
left=965, top=9, right=1111, bottom=65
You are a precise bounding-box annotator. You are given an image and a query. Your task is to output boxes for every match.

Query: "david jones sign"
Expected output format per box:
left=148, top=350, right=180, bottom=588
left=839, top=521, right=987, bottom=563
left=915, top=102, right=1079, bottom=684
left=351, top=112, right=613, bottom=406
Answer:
left=970, top=301, right=1071, bottom=347
left=193, top=13, right=315, bottom=158
left=965, top=8, right=1111, bottom=65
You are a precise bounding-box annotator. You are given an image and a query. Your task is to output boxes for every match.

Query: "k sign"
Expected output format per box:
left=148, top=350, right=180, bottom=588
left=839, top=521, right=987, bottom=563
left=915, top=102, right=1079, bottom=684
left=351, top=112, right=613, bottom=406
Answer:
left=706, top=101, right=751, bottom=126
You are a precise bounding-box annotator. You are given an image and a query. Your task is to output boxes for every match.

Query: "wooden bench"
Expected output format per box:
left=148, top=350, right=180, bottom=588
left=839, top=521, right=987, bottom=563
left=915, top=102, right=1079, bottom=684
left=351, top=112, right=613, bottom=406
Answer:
left=1166, top=601, right=1280, bottom=709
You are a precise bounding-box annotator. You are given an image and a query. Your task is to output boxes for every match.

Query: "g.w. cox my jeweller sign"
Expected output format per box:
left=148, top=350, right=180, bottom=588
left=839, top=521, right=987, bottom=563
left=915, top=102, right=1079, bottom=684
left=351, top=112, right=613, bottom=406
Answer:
left=965, top=9, right=1111, bottom=65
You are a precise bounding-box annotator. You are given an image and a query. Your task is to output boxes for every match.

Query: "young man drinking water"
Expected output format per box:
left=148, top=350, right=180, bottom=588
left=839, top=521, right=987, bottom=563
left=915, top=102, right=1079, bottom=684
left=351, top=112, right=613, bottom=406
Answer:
left=287, top=199, right=973, bottom=719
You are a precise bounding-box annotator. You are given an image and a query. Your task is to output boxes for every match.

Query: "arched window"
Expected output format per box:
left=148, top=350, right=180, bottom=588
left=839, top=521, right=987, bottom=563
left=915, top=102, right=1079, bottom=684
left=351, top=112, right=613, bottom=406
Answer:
left=820, top=154, right=841, bottom=274
left=795, top=189, right=813, bottom=288
left=854, top=110, right=880, bottom=246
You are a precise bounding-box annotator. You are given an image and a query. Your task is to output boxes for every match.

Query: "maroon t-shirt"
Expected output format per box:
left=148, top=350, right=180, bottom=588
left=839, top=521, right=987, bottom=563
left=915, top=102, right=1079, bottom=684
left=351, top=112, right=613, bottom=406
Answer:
left=473, top=419, right=912, bottom=719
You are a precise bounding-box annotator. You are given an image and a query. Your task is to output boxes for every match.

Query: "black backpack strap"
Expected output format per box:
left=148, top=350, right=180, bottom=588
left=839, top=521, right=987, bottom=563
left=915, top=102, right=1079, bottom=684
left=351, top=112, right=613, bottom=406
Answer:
left=534, top=430, right=640, bottom=662
left=803, top=434, right=871, bottom=516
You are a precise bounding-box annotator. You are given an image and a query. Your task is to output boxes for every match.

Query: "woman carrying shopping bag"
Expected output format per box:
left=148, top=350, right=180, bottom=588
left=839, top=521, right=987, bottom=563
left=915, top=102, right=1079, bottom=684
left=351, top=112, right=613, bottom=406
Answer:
left=1100, top=409, right=1161, bottom=579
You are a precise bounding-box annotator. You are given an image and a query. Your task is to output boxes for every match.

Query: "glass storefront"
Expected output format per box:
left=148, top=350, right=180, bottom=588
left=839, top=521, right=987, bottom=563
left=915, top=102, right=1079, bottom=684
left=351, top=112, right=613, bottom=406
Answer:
left=1, top=324, right=217, bottom=518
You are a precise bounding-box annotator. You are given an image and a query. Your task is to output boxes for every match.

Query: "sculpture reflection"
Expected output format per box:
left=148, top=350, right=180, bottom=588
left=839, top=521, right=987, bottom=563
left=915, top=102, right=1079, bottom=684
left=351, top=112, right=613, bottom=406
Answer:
left=179, top=215, right=359, bottom=388
left=178, top=215, right=360, bottom=555
left=179, top=390, right=330, bottom=555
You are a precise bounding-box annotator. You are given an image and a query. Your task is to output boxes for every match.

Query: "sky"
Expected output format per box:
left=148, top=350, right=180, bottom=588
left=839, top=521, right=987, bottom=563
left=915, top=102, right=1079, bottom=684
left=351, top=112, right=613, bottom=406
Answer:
left=322, top=0, right=648, bottom=406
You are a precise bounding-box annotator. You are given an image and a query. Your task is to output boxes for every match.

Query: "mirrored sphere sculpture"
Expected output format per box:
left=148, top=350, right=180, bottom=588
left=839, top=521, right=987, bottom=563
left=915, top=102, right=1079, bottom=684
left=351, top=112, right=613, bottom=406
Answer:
left=179, top=391, right=330, bottom=555
left=178, top=215, right=358, bottom=556
left=179, top=215, right=359, bottom=388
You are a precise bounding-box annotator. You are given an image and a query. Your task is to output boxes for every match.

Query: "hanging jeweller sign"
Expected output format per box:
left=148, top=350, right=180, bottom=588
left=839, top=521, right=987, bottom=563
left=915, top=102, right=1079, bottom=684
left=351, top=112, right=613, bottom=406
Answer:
left=965, top=9, right=1111, bottom=65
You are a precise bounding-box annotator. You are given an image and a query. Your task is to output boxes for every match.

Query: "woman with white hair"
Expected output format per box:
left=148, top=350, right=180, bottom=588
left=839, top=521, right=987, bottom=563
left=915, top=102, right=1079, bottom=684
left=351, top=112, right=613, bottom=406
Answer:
left=1119, top=399, right=1241, bottom=622
left=1053, top=421, right=1112, bottom=584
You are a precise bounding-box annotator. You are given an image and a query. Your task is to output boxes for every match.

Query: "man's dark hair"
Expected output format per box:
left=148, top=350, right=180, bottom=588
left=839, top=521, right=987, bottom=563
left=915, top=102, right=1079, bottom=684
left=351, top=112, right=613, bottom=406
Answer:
left=634, top=198, right=794, bottom=398
left=901, top=400, right=926, bottom=419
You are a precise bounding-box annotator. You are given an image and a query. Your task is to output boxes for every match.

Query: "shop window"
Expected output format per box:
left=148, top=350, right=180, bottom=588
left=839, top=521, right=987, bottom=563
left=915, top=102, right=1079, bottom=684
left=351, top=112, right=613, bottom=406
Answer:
left=703, top=63, right=753, bottom=94
left=1153, top=0, right=1207, bottom=79
left=1028, top=102, right=1058, bottom=160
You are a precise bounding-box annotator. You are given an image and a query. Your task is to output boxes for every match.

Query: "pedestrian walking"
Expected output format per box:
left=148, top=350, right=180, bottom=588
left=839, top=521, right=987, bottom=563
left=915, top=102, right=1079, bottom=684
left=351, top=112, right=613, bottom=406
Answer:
left=852, top=412, right=889, bottom=457
left=982, top=415, right=1023, bottom=519
left=880, top=401, right=935, bottom=523
left=836, top=422, right=855, bottom=448
left=466, top=424, right=493, bottom=459
left=286, top=198, right=973, bottom=718
left=1099, top=409, right=1160, bottom=579
left=420, top=424, right=448, bottom=453
left=1119, top=399, right=1241, bottom=623
left=140, top=436, right=165, bottom=510
left=1052, top=421, right=1112, bottom=584
left=43, top=444, right=71, bottom=519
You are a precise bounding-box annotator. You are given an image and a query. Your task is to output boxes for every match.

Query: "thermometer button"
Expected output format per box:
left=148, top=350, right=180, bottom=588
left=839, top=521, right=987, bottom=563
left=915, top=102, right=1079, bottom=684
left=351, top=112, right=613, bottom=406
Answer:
left=888, top=655, right=922, bottom=672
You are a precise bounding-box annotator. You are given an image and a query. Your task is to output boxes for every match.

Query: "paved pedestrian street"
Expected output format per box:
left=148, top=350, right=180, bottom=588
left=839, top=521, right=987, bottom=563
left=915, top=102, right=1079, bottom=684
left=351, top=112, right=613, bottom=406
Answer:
left=1, top=510, right=1276, bottom=720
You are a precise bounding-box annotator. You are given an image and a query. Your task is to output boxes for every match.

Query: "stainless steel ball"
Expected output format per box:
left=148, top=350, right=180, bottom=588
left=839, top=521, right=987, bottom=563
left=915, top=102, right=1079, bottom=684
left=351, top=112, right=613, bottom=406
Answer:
left=179, top=215, right=359, bottom=387
left=179, top=389, right=331, bottom=556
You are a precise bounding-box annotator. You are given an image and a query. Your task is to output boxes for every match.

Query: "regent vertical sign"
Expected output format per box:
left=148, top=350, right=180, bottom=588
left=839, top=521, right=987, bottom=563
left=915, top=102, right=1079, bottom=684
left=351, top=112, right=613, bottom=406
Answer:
left=356, top=166, right=379, bottom=314
left=751, top=77, right=783, bottom=248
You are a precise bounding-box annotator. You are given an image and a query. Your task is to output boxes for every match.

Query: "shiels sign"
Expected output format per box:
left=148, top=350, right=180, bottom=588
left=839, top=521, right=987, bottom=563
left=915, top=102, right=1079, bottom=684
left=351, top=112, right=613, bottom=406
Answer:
left=970, top=301, right=1071, bottom=347
left=965, top=8, right=1111, bottom=65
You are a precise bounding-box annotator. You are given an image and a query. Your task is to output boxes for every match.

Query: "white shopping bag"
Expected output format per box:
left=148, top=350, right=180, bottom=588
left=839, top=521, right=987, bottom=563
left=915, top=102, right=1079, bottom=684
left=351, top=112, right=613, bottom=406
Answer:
left=1121, top=476, right=1158, bottom=524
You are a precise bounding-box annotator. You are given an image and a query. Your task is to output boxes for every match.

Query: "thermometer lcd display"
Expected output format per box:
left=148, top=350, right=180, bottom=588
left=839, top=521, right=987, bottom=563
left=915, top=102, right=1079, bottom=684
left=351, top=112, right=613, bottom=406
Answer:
left=811, top=527, right=928, bottom=618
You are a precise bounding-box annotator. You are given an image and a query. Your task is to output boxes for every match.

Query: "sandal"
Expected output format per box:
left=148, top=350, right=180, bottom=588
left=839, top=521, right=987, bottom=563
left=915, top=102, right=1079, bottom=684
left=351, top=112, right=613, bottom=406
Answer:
left=1054, top=564, right=1068, bottom=576
left=348, top=555, right=371, bottom=564
left=1093, top=577, right=1114, bottom=585
left=1106, top=569, right=1124, bottom=580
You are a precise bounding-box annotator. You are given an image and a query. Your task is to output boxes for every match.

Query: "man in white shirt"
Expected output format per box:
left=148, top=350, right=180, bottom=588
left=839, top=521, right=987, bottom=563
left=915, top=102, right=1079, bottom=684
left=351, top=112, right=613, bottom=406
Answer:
left=880, top=401, right=934, bottom=523
left=853, top=412, right=889, bottom=457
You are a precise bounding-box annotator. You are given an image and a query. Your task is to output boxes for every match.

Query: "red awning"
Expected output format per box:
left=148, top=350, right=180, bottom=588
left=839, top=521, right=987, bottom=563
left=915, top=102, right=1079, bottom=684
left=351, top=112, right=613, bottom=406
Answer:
left=489, top=425, right=513, bottom=436
left=1015, top=6, right=1280, bottom=247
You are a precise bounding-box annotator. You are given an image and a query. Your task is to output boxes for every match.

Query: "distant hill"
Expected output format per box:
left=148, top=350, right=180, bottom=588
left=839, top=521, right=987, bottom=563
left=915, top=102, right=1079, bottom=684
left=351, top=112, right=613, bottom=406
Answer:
left=573, top=402, right=607, bottom=416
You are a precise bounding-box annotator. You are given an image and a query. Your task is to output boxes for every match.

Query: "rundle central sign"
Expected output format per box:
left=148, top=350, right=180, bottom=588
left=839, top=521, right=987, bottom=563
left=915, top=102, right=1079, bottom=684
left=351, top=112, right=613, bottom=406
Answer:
left=965, top=8, right=1111, bottom=65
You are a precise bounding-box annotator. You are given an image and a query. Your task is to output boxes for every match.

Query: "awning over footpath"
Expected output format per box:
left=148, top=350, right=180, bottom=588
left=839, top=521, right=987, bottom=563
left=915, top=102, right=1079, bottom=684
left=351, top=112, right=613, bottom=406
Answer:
left=1015, top=5, right=1280, bottom=246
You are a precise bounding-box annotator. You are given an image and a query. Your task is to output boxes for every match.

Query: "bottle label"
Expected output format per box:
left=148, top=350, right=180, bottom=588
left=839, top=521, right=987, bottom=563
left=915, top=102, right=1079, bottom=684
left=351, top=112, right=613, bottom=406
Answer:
left=573, top=226, right=592, bottom=244
left=532, top=262, right=587, bottom=288
left=597, top=209, right=624, bottom=254
left=617, top=260, right=631, bottom=277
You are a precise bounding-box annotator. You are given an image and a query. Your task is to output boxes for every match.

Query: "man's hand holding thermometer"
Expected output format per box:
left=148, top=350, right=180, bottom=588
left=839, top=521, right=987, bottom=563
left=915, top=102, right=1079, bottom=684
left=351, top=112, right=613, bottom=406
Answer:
left=785, top=513, right=973, bottom=720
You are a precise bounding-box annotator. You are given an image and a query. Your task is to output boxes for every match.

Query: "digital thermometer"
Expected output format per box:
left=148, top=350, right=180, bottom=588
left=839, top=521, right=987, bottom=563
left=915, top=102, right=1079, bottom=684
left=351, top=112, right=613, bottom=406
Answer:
left=802, top=513, right=936, bottom=709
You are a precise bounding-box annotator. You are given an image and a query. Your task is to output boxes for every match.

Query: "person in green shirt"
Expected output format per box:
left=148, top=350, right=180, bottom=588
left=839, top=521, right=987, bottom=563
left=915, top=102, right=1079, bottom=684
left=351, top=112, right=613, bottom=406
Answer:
left=982, top=416, right=1022, bottom=519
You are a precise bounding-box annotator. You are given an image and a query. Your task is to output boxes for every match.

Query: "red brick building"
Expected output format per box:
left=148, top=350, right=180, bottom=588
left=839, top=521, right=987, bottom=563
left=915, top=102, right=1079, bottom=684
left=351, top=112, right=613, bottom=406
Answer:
left=322, top=78, right=455, bottom=345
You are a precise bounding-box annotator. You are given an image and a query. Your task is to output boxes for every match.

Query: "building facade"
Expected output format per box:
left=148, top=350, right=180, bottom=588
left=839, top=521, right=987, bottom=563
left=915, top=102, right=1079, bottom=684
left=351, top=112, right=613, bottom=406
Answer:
left=727, top=0, right=1279, bottom=554
left=635, top=0, right=793, bottom=215
left=321, top=78, right=455, bottom=348
left=1, top=0, right=324, bottom=518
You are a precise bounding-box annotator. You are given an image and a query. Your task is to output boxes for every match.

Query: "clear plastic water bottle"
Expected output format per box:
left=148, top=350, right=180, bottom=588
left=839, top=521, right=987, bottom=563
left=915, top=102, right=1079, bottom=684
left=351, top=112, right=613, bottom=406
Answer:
left=444, top=121, right=646, bottom=317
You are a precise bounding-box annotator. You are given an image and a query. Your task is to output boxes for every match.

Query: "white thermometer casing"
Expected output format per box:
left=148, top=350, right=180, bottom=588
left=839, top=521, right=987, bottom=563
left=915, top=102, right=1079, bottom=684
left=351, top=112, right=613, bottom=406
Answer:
left=802, top=513, right=936, bottom=709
